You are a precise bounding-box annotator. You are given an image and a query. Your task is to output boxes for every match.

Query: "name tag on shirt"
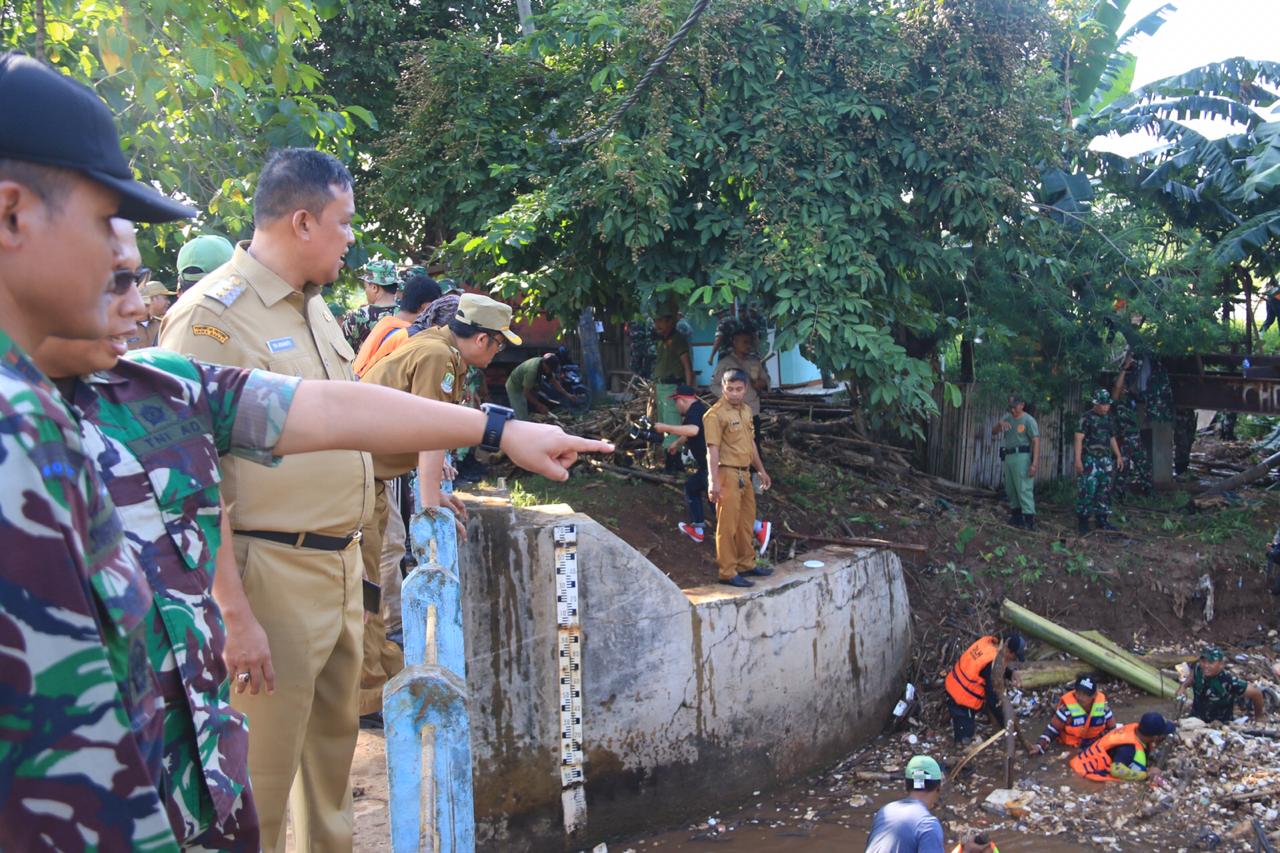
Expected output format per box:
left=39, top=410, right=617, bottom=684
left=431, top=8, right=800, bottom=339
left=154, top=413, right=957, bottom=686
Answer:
left=267, top=336, right=296, bottom=353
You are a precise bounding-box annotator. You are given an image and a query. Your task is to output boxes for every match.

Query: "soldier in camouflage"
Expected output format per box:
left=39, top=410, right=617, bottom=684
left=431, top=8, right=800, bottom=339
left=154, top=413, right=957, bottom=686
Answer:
left=1074, top=389, right=1125, bottom=533
left=341, top=258, right=400, bottom=350
left=31, top=224, right=614, bottom=850
left=1111, top=362, right=1153, bottom=499
left=32, top=220, right=304, bottom=849
left=0, top=51, right=196, bottom=851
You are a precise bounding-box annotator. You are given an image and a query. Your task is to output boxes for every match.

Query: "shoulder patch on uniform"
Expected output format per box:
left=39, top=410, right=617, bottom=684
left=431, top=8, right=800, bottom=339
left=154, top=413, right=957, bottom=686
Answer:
left=205, top=275, right=246, bottom=308
left=441, top=372, right=456, bottom=394
left=192, top=324, right=230, bottom=344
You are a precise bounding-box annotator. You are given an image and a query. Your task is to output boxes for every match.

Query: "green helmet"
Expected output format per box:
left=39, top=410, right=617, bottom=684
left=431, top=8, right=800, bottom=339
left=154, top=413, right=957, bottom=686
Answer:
left=177, top=234, right=234, bottom=286
left=361, top=259, right=400, bottom=288
left=1091, top=388, right=1113, bottom=405
left=401, top=264, right=428, bottom=282
left=905, top=755, right=942, bottom=789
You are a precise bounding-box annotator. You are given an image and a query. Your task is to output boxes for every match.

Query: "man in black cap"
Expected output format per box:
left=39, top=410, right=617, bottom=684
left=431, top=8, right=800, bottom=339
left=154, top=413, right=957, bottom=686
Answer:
left=0, top=51, right=193, bottom=849
left=1030, top=674, right=1115, bottom=754
left=943, top=630, right=1026, bottom=745
left=1071, top=711, right=1176, bottom=783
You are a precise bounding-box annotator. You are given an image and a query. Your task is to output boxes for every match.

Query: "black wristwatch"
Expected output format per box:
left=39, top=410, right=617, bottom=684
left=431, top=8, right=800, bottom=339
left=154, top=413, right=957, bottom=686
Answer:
left=480, top=403, right=515, bottom=452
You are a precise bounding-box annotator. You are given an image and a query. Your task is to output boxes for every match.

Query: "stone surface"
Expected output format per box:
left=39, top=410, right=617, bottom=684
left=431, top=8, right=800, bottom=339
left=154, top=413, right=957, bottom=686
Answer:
left=983, top=787, right=1038, bottom=817
left=454, top=496, right=912, bottom=851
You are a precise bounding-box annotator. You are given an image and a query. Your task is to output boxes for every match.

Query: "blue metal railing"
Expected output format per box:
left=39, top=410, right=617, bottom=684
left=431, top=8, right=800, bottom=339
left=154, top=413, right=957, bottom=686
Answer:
left=384, top=486, right=475, bottom=852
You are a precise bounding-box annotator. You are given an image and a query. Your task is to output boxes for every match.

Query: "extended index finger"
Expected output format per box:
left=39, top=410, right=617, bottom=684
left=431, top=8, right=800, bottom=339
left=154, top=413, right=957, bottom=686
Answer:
left=564, top=436, right=614, bottom=455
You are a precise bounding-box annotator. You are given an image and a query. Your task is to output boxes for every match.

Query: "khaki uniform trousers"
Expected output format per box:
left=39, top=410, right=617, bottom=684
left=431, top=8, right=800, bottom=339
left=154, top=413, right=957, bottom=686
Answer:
left=230, top=534, right=363, bottom=853
left=714, top=465, right=756, bottom=580
left=380, top=476, right=407, bottom=638
left=359, top=479, right=406, bottom=715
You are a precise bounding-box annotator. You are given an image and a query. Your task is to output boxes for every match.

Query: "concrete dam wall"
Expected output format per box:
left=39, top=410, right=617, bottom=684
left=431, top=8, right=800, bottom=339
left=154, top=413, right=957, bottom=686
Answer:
left=457, top=496, right=912, bottom=850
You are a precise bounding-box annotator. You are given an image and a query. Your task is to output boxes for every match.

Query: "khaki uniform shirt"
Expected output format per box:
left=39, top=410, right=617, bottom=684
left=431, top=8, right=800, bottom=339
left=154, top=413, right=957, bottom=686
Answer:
left=702, top=397, right=756, bottom=467
left=360, top=325, right=465, bottom=480
left=158, top=243, right=373, bottom=535
left=711, top=352, right=768, bottom=416
left=126, top=318, right=160, bottom=350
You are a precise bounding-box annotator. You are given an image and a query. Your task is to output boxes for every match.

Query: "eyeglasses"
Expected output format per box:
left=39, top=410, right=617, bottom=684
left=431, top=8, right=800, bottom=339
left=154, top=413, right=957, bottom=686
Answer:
left=111, top=266, right=151, bottom=295
left=483, top=331, right=507, bottom=352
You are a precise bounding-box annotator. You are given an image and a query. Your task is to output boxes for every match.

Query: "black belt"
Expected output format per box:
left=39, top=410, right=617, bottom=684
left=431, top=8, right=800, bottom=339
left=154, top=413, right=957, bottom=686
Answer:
left=719, top=464, right=750, bottom=470
left=236, top=529, right=362, bottom=551
left=1007, top=446, right=1032, bottom=454
left=657, top=376, right=683, bottom=385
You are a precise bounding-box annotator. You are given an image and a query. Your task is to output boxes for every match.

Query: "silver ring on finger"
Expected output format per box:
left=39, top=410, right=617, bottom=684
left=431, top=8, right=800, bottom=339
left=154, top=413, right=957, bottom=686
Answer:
left=236, top=671, right=251, bottom=683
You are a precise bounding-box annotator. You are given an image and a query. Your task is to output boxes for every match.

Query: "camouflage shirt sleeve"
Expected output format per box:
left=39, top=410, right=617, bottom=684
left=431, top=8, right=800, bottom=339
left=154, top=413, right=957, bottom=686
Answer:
left=0, top=386, right=178, bottom=852
left=194, top=361, right=300, bottom=466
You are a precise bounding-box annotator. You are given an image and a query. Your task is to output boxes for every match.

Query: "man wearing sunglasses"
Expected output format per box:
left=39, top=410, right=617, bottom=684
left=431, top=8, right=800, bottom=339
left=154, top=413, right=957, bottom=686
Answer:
left=0, top=51, right=194, bottom=850
left=357, top=292, right=520, bottom=716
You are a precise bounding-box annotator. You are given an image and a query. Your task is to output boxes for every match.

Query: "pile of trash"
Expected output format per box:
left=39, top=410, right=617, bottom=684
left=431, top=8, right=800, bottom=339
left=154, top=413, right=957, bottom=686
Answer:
left=865, top=691, right=1280, bottom=850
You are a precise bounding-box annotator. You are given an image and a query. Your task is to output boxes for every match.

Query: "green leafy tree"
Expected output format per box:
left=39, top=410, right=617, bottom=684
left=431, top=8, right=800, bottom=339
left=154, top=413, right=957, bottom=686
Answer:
left=1, top=0, right=374, bottom=266
left=373, top=0, right=1067, bottom=437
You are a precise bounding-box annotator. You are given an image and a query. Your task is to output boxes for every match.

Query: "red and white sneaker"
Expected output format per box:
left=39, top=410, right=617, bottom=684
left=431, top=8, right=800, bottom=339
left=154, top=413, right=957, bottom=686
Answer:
left=678, top=522, right=705, bottom=543
left=755, top=520, right=772, bottom=554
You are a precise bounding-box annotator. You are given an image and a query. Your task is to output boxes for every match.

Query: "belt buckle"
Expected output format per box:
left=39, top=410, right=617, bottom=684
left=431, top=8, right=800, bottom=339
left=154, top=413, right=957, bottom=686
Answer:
left=348, top=530, right=363, bottom=549
left=295, top=532, right=308, bottom=548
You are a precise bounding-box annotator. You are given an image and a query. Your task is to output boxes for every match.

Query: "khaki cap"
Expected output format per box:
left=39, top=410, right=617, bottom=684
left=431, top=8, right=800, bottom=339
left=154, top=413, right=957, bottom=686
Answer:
left=140, top=280, right=176, bottom=298
left=454, top=293, right=522, bottom=345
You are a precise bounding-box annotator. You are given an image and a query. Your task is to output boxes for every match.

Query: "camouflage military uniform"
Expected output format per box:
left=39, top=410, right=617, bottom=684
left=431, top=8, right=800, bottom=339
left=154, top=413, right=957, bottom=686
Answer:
left=1190, top=662, right=1250, bottom=723
left=0, top=330, right=180, bottom=852
left=1113, top=401, right=1152, bottom=497
left=68, top=348, right=299, bottom=849
left=1076, top=410, right=1117, bottom=520
left=340, top=303, right=397, bottom=352
left=1146, top=362, right=1173, bottom=423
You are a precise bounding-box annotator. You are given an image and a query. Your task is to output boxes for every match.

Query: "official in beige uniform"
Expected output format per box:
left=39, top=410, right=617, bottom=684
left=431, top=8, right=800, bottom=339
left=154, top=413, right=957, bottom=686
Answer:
left=159, top=148, right=372, bottom=853
left=704, top=369, right=772, bottom=586
left=357, top=295, right=520, bottom=712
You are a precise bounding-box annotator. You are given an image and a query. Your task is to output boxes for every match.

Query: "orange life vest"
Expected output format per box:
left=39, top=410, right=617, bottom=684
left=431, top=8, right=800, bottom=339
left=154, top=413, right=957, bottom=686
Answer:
left=945, top=636, right=1001, bottom=710
left=1058, top=689, right=1110, bottom=747
left=1071, top=723, right=1147, bottom=782
left=951, top=845, right=1001, bottom=853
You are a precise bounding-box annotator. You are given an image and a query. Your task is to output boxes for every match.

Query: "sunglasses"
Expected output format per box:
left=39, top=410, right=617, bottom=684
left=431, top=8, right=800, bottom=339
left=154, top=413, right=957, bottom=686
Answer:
left=112, top=266, right=152, bottom=295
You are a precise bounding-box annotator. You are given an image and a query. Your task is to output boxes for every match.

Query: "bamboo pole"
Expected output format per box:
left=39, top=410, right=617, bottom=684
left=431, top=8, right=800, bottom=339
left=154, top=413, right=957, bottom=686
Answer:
left=948, top=729, right=1006, bottom=781
left=774, top=530, right=928, bottom=553
left=1001, top=600, right=1180, bottom=698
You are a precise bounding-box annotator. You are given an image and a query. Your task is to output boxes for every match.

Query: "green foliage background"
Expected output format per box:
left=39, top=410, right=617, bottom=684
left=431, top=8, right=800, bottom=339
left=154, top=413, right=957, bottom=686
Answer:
left=3, top=0, right=1279, bottom=436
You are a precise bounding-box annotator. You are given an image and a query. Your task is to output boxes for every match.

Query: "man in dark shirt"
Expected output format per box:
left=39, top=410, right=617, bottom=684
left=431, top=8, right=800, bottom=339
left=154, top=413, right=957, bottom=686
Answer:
left=1177, top=645, right=1265, bottom=722
left=651, top=386, right=710, bottom=542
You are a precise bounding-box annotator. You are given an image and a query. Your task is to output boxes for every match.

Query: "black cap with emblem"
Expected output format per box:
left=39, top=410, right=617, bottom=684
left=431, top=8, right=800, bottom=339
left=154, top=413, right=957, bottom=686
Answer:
left=0, top=52, right=194, bottom=223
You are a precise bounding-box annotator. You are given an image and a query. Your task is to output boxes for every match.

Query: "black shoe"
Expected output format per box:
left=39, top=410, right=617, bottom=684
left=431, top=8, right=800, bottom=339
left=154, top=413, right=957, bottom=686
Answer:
left=1077, top=515, right=1090, bottom=534
left=1022, top=514, right=1036, bottom=531
left=719, top=575, right=755, bottom=588
left=743, top=566, right=774, bottom=577
left=1095, top=516, right=1118, bottom=531
left=1008, top=510, right=1024, bottom=528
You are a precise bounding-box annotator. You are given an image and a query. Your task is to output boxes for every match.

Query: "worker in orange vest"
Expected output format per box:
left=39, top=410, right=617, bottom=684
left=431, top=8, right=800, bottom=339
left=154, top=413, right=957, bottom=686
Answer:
left=1070, top=712, right=1175, bottom=783
left=1029, top=675, right=1116, bottom=753
left=950, top=833, right=999, bottom=853
left=943, top=632, right=1025, bottom=745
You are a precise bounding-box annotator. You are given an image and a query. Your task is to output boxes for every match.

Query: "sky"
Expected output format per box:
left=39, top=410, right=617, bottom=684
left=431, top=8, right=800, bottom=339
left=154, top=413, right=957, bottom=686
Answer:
left=1091, top=0, right=1280, bottom=154
left=1122, top=0, right=1280, bottom=88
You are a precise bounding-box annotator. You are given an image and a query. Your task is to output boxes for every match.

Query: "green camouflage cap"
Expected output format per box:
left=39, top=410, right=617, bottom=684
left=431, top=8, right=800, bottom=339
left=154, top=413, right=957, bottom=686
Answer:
left=1200, top=645, right=1225, bottom=662
left=904, top=755, right=942, bottom=788
left=1091, top=388, right=1113, bottom=405
left=177, top=234, right=234, bottom=284
left=361, top=259, right=399, bottom=288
